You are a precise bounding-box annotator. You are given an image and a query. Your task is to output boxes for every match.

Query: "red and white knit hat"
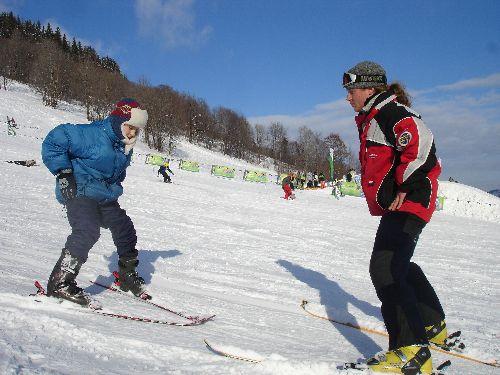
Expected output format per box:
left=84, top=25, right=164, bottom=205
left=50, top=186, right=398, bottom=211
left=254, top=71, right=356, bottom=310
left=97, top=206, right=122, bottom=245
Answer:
left=110, top=98, right=148, bottom=129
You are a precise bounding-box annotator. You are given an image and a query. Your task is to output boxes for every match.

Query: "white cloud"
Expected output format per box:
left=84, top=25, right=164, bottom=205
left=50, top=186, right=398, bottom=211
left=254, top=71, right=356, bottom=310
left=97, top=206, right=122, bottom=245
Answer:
left=249, top=76, right=500, bottom=191
left=413, top=73, right=500, bottom=97
left=435, top=73, right=500, bottom=91
left=414, top=92, right=500, bottom=190
left=135, top=0, right=212, bottom=49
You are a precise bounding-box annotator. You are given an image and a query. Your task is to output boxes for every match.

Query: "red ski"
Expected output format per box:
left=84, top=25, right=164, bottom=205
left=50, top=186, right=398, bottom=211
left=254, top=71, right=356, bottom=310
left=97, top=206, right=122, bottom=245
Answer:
left=32, top=280, right=214, bottom=327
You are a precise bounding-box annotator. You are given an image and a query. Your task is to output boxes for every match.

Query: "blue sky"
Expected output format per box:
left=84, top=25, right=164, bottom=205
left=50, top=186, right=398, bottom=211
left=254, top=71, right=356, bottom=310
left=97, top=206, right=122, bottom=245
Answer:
left=2, top=0, right=500, bottom=190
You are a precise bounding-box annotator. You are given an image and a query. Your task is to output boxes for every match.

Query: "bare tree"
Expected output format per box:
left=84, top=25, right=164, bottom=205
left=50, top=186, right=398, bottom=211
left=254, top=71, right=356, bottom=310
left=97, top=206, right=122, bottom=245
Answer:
left=86, top=70, right=126, bottom=120
left=71, top=60, right=100, bottom=119
left=346, top=146, right=360, bottom=172
left=0, top=42, right=10, bottom=89
left=2, top=30, right=34, bottom=84
left=142, top=85, right=181, bottom=153
left=30, top=40, right=69, bottom=107
left=179, top=95, right=200, bottom=143
left=324, top=132, right=353, bottom=179
left=191, top=98, right=213, bottom=146
left=253, top=123, right=267, bottom=160
left=214, top=107, right=254, bottom=159
left=268, top=122, right=287, bottom=161
left=296, top=126, right=323, bottom=172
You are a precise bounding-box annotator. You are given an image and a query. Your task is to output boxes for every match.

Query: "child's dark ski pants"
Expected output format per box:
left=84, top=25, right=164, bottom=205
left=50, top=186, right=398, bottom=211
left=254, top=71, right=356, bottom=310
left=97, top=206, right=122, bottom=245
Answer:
left=64, top=197, right=137, bottom=262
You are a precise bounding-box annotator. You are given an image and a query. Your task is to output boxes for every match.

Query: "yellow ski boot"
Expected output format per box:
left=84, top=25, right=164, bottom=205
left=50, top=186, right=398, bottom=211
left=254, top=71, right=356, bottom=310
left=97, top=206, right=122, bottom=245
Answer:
left=426, top=320, right=465, bottom=351
left=367, top=345, right=432, bottom=374
left=425, top=320, right=447, bottom=347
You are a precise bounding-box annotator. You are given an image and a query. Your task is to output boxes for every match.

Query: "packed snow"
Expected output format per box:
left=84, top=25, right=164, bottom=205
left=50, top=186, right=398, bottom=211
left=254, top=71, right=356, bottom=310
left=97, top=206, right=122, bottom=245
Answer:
left=0, top=81, right=499, bottom=374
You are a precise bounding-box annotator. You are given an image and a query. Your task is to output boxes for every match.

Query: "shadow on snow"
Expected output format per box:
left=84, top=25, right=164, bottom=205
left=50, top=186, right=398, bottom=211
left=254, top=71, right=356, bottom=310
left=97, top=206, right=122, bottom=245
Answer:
left=88, top=249, right=181, bottom=295
left=277, top=259, right=383, bottom=358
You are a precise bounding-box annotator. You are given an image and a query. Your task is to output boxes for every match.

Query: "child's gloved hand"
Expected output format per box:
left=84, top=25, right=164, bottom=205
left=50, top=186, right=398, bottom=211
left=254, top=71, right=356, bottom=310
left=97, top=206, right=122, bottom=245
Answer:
left=57, top=169, right=77, bottom=201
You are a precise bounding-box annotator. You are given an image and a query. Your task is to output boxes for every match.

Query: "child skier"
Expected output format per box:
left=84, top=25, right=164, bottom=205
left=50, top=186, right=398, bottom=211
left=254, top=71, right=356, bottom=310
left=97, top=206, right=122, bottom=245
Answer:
left=41, top=98, right=150, bottom=307
left=158, top=161, right=174, bottom=183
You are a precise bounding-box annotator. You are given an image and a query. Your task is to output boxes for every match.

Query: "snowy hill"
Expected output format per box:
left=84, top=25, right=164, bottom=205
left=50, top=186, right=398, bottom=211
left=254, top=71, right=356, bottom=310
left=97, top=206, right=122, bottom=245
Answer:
left=0, top=82, right=499, bottom=374
left=437, top=182, right=500, bottom=223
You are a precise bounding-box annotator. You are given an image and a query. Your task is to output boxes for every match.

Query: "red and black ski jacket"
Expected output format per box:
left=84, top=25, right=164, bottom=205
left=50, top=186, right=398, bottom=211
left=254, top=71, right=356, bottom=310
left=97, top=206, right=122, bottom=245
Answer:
left=355, top=91, right=441, bottom=223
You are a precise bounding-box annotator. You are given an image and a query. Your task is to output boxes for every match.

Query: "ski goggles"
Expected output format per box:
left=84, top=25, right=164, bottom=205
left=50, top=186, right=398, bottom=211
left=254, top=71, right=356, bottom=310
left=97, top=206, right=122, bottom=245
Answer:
left=342, top=72, right=387, bottom=88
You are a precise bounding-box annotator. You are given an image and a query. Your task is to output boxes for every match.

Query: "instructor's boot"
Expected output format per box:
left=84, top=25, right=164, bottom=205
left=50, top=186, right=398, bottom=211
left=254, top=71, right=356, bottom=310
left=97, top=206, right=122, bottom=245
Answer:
left=115, top=257, right=151, bottom=299
left=426, top=320, right=464, bottom=351
left=47, top=249, right=94, bottom=307
left=367, top=345, right=432, bottom=374
left=425, top=320, right=448, bottom=347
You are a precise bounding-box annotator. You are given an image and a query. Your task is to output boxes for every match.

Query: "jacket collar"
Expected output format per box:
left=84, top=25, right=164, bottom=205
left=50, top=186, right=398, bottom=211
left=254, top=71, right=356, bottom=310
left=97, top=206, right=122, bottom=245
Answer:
left=355, top=91, right=397, bottom=128
left=361, top=90, right=396, bottom=114
left=100, top=118, right=122, bottom=144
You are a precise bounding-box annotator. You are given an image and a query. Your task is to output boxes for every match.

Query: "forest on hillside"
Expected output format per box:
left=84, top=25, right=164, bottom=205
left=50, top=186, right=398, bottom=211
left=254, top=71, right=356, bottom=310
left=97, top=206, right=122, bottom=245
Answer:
left=0, top=12, right=355, bottom=177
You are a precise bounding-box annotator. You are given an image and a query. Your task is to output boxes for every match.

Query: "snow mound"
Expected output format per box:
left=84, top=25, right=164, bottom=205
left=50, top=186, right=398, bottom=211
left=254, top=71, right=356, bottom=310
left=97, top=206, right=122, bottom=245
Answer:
left=438, top=181, right=500, bottom=223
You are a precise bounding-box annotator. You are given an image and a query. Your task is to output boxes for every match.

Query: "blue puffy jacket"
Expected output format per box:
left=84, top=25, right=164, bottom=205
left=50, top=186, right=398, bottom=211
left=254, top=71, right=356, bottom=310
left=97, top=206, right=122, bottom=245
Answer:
left=42, top=117, right=132, bottom=204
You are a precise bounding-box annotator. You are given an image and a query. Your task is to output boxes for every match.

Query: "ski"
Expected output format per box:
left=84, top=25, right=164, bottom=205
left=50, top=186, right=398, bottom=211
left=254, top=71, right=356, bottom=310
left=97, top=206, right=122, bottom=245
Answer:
left=203, top=337, right=452, bottom=373
left=32, top=281, right=212, bottom=326
left=32, top=280, right=102, bottom=310
left=342, top=359, right=451, bottom=374
left=301, top=300, right=387, bottom=337
left=301, top=300, right=499, bottom=368
left=91, top=276, right=215, bottom=324
left=90, top=309, right=209, bottom=326
left=203, top=339, right=263, bottom=363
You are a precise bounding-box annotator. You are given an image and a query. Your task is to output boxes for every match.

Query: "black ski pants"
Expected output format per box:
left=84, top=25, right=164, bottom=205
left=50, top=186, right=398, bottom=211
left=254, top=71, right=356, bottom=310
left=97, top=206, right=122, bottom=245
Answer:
left=369, top=211, right=445, bottom=350
left=160, top=170, right=171, bottom=183
left=64, top=197, right=137, bottom=262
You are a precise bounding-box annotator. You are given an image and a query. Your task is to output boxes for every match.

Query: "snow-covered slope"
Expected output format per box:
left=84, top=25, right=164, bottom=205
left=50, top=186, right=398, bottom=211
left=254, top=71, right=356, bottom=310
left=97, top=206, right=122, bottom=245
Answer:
left=438, top=182, right=500, bottom=223
left=0, top=82, right=499, bottom=374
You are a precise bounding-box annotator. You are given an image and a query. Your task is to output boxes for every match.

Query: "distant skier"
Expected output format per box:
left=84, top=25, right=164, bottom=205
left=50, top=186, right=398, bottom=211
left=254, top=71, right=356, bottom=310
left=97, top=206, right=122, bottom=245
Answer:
left=158, top=161, right=174, bottom=183
left=41, top=98, right=151, bottom=307
left=282, top=173, right=295, bottom=200
left=318, top=172, right=326, bottom=188
left=306, top=171, right=313, bottom=188
left=346, top=168, right=356, bottom=183
left=7, top=116, right=17, bottom=136
left=343, top=61, right=446, bottom=374
left=299, top=172, right=306, bottom=189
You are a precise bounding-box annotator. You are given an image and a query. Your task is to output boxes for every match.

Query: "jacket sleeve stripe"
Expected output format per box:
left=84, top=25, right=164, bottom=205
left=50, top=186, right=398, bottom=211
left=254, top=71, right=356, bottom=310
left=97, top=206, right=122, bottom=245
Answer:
left=402, top=117, right=434, bottom=182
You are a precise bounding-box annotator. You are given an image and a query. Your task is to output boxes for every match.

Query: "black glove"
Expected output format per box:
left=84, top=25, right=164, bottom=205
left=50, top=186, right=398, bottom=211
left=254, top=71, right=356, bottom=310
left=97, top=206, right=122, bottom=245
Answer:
left=57, top=169, right=77, bottom=201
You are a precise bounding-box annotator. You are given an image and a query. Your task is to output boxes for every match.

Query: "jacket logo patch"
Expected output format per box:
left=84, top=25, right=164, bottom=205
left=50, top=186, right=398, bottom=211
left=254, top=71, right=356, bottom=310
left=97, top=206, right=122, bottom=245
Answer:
left=397, top=131, right=412, bottom=149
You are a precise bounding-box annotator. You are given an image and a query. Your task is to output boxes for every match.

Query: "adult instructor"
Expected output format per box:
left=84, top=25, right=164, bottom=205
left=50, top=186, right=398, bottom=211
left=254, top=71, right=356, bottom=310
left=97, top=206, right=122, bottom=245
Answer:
left=343, top=61, right=447, bottom=374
